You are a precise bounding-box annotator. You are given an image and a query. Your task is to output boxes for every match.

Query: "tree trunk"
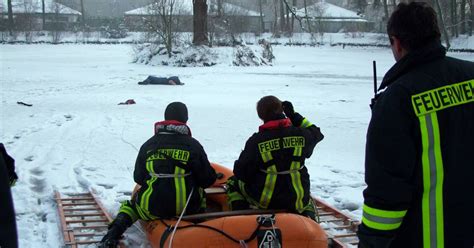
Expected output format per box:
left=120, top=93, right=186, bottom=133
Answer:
left=291, top=0, right=297, bottom=33
left=452, top=0, right=458, bottom=37
left=193, top=0, right=208, bottom=45
left=42, top=0, right=45, bottom=29
left=279, top=0, right=286, bottom=32
left=7, top=0, right=13, bottom=35
left=383, top=0, right=389, bottom=23
left=273, top=0, right=279, bottom=35
left=435, top=0, right=451, bottom=48
left=258, top=0, right=265, bottom=33
left=471, top=0, right=474, bottom=35
left=460, top=0, right=466, bottom=34
left=80, top=0, right=86, bottom=28
left=303, top=0, right=312, bottom=34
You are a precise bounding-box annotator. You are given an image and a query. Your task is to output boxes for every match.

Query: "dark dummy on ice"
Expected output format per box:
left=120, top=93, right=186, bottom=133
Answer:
left=138, top=76, right=183, bottom=85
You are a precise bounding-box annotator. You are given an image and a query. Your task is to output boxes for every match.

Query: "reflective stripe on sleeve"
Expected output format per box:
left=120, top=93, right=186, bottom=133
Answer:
left=300, top=118, right=313, bottom=128
left=362, top=204, right=407, bottom=231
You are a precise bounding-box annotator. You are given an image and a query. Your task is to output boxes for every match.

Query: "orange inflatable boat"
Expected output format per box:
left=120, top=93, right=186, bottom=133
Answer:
left=133, top=163, right=328, bottom=248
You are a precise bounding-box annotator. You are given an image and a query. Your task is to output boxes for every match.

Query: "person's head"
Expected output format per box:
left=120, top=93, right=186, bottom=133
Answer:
left=387, top=2, right=441, bottom=61
left=164, top=102, right=188, bottom=123
left=257, top=95, right=283, bottom=122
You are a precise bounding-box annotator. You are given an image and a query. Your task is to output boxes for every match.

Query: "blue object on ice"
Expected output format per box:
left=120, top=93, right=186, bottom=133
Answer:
left=138, top=76, right=183, bottom=85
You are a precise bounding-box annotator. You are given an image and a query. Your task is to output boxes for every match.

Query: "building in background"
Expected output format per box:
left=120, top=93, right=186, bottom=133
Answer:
left=0, top=0, right=81, bottom=30
left=124, top=1, right=261, bottom=32
left=294, top=2, right=372, bottom=32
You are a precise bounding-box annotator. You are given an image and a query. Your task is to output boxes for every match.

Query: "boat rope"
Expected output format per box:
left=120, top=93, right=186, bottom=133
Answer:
left=168, top=187, right=194, bottom=248
left=159, top=213, right=273, bottom=247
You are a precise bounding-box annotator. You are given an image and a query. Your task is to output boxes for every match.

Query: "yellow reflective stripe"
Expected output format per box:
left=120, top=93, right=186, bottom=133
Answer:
left=259, top=165, right=277, bottom=209
left=419, top=113, right=445, bottom=248
left=174, top=167, right=186, bottom=215
left=118, top=202, right=139, bottom=222
left=362, top=217, right=403, bottom=231
left=363, top=204, right=407, bottom=218
left=261, top=152, right=273, bottom=163
left=140, top=160, right=156, bottom=211
left=289, top=161, right=304, bottom=212
left=293, top=147, right=302, bottom=157
left=228, top=191, right=245, bottom=202
left=411, top=79, right=474, bottom=116
left=362, top=204, right=407, bottom=231
left=237, top=180, right=258, bottom=206
left=300, top=118, right=312, bottom=128
left=140, top=178, right=157, bottom=212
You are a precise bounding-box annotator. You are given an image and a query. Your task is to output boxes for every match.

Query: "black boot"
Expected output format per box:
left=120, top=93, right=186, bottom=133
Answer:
left=99, top=213, right=133, bottom=248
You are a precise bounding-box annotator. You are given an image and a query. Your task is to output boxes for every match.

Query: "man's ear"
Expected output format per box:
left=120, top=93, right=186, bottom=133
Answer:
left=391, top=36, right=407, bottom=61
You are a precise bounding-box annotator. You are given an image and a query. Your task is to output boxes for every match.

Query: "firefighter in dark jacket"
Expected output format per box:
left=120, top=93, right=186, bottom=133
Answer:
left=100, top=102, right=217, bottom=247
left=358, top=2, right=474, bottom=248
left=0, top=144, right=18, bottom=248
left=227, top=96, right=324, bottom=219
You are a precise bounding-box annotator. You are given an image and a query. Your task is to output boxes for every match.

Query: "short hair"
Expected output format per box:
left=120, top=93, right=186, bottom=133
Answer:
left=387, top=2, right=441, bottom=51
left=257, top=96, right=283, bottom=122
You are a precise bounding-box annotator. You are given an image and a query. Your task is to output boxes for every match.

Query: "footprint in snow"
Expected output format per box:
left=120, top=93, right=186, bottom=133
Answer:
left=24, top=155, right=35, bottom=162
left=97, top=183, right=116, bottom=189
left=29, top=176, right=47, bottom=193
left=64, top=114, right=73, bottom=121
left=29, top=167, right=44, bottom=176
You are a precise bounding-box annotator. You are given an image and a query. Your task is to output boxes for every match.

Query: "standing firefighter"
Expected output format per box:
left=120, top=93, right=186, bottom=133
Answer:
left=100, top=102, right=217, bottom=247
left=227, top=96, right=324, bottom=219
left=358, top=2, right=474, bottom=248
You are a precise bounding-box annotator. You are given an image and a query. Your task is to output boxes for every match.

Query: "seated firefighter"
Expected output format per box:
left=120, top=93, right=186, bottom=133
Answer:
left=226, top=96, right=324, bottom=220
left=100, top=102, right=217, bottom=247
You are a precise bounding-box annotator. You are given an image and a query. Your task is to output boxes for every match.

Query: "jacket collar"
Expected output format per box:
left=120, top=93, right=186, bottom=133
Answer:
left=379, top=41, right=446, bottom=90
left=259, top=118, right=292, bottom=132
left=154, top=120, right=192, bottom=136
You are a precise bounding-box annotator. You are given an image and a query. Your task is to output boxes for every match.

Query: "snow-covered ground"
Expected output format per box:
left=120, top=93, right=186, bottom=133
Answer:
left=0, top=44, right=472, bottom=247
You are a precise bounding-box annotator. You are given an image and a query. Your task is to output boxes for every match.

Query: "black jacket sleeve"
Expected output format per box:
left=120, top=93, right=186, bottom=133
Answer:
left=191, top=141, right=216, bottom=188
left=233, top=135, right=258, bottom=183
left=0, top=144, right=17, bottom=185
left=358, top=84, right=417, bottom=244
left=293, top=113, right=324, bottom=158
left=0, top=152, right=18, bottom=248
left=133, top=144, right=148, bottom=185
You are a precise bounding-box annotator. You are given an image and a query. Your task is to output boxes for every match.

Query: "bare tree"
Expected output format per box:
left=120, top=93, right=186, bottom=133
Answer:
left=460, top=0, right=466, bottom=33
left=80, top=0, right=85, bottom=28
left=41, top=0, right=46, bottom=29
left=17, top=0, right=37, bottom=42
left=451, top=0, right=458, bottom=37
left=434, top=0, right=451, bottom=48
left=50, top=1, right=65, bottom=43
left=7, top=0, right=14, bottom=35
left=382, top=0, right=389, bottom=23
left=470, top=0, right=473, bottom=35
left=193, top=0, right=208, bottom=45
left=258, top=0, right=265, bottom=33
left=144, top=0, right=182, bottom=58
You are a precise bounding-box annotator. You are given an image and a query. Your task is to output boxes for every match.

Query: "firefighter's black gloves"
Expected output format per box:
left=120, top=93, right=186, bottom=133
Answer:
left=282, top=101, right=304, bottom=127
left=282, top=101, right=295, bottom=118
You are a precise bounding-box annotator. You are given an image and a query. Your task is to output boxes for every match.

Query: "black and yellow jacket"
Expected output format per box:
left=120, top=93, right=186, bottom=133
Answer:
left=233, top=115, right=324, bottom=213
left=358, top=41, right=474, bottom=248
left=133, top=121, right=217, bottom=218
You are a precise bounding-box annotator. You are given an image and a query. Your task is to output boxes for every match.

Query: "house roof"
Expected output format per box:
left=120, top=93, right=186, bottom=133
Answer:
left=295, top=2, right=367, bottom=22
left=125, top=1, right=259, bottom=17
left=0, top=0, right=81, bottom=15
